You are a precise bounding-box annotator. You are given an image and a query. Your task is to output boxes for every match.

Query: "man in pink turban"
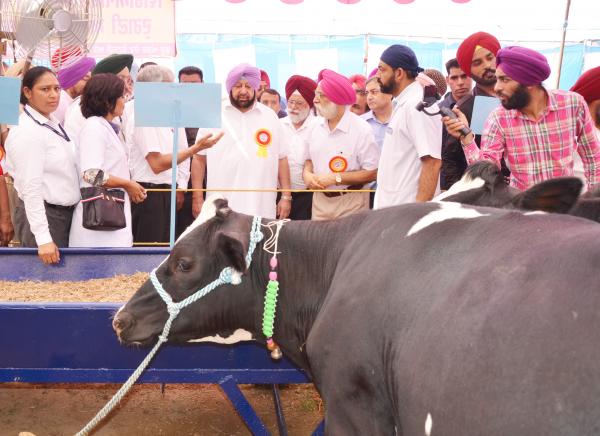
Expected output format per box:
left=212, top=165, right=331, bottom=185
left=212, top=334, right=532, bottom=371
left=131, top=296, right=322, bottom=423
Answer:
left=191, top=63, right=292, bottom=220
left=445, top=46, right=600, bottom=192
left=349, top=74, right=368, bottom=115
left=302, top=69, right=380, bottom=220
left=54, top=56, right=96, bottom=124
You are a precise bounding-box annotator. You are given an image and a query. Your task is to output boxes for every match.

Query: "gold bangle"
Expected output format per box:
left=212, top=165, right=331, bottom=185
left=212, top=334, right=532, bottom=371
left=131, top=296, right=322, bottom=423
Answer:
left=281, top=195, right=292, bottom=201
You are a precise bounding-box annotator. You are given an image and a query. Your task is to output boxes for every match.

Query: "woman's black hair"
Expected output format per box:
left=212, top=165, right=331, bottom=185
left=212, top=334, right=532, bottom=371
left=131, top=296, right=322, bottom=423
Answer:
left=20, top=66, right=55, bottom=105
left=80, top=73, right=125, bottom=119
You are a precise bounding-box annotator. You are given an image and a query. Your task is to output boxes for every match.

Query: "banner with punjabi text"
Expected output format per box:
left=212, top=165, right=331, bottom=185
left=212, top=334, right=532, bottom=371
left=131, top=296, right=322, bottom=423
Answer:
left=91, top=0, right=175, bottom=58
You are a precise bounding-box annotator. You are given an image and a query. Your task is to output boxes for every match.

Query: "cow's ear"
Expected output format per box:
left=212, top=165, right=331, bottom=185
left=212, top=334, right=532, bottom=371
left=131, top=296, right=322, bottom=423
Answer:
left=513, top=177, right=582, bottom=213
left=214, top=198, right=232, bottom=220
left=216, top=232, right=247, bottom=274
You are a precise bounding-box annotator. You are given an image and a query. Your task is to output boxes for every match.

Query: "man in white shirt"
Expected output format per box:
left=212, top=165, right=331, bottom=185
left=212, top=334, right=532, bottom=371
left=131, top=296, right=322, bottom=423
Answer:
left=374, top=44, right=442, bottom=209
left=281, top=75, right=318, bottom=220
left=129, top=65, right=223, bottom=244
left=193, top=63, right=292, bottom=219
left=54, top=57, right=95, bottom=125
left=303, top=69, right=380, bottom=220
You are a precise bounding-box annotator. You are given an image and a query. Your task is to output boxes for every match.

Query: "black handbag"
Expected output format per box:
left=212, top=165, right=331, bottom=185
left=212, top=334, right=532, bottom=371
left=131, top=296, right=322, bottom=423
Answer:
left=80, top=172, right=126, bottom=231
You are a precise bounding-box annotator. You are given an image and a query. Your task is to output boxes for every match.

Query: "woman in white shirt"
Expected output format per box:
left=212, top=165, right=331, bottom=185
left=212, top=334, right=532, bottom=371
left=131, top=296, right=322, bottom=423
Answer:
left=69, top=73, right=146, bottom=247
left=5, top=66, right=80, bottom=264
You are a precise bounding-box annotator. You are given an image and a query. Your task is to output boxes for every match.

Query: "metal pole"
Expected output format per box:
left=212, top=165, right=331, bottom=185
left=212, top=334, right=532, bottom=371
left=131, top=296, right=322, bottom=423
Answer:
left=169, top=101, right=181, bottom=248
left=555, top=0, right=572, bottom=89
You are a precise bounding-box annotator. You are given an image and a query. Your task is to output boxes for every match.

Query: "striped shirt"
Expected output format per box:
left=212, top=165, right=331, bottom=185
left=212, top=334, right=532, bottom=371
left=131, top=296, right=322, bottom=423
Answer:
left=462, top=89, right=600, bottom=191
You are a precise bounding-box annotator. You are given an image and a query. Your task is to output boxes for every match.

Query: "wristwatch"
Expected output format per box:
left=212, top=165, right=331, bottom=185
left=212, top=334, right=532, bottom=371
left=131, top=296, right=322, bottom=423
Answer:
left=335, top=173, right=342, bottom=185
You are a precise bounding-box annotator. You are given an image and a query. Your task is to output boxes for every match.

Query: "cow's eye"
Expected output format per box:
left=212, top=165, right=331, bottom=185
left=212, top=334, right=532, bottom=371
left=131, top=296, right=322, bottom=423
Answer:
left=176, top=258, right=192, bottom=272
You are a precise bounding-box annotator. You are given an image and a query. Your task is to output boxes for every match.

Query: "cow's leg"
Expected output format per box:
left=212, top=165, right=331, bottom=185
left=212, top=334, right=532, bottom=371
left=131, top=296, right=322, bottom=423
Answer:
left=306, top=334, right=397, bottom=435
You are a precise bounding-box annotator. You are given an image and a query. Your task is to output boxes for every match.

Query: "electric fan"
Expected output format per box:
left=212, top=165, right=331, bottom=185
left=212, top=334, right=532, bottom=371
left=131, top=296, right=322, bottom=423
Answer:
left=3, top=0, right=101, bottom=69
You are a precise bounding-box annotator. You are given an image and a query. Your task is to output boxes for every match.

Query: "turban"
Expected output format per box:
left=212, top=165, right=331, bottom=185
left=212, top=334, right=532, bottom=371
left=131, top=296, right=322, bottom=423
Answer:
left=368, top=68, right=378, bottom=79
left=456, top=31, right=501, bottom=77
left=260, top=69, right=271, bottom=87
left=317, top=69, right=356, bottom=106
left=571, top=66, right=600, bottom=104
left=57, top=57, right=96, bottom=89
left=349, top=74, right=366, bottom=90
left=380, top=45, right=424, bottom=74
left=285, top=75, right=317, bottom=108
left=496, top=46, right=551, bottom=86
left=51, top=47, right=82, bottom=69
left=92, top=54, right=134, bottom=75
left=226, top=63, right=261, bottom=93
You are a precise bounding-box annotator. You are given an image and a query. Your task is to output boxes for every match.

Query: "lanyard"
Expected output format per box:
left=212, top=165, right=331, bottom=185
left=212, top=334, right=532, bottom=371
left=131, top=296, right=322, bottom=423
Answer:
left=23, top=107, right=70, bottom=142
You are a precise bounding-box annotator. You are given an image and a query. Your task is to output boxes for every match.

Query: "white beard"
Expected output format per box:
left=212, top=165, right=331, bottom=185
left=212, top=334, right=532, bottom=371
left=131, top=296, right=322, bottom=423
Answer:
left=288, top=107, right=310, bottom=125
left=315, top=101, right=338, bottom=120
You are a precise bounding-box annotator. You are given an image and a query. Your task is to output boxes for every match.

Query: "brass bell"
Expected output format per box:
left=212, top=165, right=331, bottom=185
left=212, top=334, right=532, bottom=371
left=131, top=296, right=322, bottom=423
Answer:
left=270, top=347, right=283, bottom=360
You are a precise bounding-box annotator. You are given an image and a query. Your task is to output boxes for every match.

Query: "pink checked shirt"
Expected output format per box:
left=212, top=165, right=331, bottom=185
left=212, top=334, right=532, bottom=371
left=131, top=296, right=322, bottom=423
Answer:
left=462, top=89, right=600, bottom=191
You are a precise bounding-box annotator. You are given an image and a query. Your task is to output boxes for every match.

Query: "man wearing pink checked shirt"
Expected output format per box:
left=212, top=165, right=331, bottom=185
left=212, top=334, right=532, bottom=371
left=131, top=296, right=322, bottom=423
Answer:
left=444, top=46, right=600, bottom=192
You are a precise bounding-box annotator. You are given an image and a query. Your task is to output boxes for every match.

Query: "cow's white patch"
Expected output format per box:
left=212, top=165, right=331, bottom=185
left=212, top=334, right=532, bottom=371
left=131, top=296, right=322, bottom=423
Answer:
left=425, top=413, right=433, bottom=436
left=432, top=177, right=485, bottom=202
left=524, top=211, right=547, bottom=216
left=407, top=202, right=489, bottom=236
left=188, top=328, right=253, bottom=344
left=176, top=194, right=226, bottom=244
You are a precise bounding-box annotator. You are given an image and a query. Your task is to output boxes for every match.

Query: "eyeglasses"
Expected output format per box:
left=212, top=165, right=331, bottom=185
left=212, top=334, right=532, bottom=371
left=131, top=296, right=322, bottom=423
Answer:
left=287, top=99, right=307, bottom=107
left=355, top=89, right=367, bottom=96
left=366, top=89, right=382, bottom=96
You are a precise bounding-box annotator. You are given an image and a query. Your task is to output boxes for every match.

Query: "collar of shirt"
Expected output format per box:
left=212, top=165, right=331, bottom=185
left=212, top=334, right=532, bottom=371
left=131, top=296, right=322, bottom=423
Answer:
left=473, top=85, right=496, bottom=98
left=319, top=106, right=352, bottom=134
left=25, top=104, right=60, bottom=128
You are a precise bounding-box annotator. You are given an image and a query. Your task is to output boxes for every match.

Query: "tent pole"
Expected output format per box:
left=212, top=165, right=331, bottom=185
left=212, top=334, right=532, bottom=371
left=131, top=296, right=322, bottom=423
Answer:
left=555, top=0, right=572, bottom=89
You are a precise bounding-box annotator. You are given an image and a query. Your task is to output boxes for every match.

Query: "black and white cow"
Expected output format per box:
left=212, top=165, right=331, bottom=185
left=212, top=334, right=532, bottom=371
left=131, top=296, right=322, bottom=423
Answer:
left=115, top=197, right=600, bottom=435
left=436, top=160, right=600, bottom=222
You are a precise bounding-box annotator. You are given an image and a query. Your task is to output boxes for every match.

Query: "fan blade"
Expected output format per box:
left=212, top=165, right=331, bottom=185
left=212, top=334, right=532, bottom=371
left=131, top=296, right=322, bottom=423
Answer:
left=15, top=14, right=54, bottom=52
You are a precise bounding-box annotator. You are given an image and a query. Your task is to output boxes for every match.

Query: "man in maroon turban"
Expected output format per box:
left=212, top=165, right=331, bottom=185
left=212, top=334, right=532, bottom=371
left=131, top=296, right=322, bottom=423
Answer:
left=281, top=75, right=318, bottom=220
left=302, top=69, right=380, bottom=220
left=442, top=31, right=506, bottom=190
left=571, top=66, right=600, bottom=129
left=445, top=46, right=600, bottom=192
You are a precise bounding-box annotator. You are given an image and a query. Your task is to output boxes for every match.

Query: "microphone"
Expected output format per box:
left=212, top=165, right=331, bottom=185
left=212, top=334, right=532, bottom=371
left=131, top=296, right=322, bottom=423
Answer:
left=415, top=85, right=471, bottom=137
left=415, top=85, right=439, bottom=112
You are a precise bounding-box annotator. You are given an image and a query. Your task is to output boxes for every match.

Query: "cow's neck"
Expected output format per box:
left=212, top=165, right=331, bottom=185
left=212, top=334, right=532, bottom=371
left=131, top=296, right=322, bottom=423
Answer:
left=249, top=214, right=368, bottom=370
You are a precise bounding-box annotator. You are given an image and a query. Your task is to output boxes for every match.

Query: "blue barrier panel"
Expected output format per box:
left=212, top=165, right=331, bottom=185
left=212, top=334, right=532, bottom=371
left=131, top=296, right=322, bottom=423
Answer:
left=0, top=249, right=324, bottom=435
left=0, top=247, right=169, bottom=281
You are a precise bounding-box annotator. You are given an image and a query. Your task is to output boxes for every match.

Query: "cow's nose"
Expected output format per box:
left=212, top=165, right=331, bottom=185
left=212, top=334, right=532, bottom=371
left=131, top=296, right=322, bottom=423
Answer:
left=113, top=311, right=134, bottom=336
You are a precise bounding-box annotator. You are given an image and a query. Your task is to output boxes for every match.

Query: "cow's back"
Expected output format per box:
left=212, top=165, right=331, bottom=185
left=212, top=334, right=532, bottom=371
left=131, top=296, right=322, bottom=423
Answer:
left=308, top=204, right=600, bottom=436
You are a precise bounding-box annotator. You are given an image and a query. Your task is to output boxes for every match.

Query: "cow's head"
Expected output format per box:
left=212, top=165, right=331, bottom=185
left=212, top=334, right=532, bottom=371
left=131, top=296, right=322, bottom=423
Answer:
left=437, top=161, right=583, bottom=214
left=113, top=197, right=261, bottom=346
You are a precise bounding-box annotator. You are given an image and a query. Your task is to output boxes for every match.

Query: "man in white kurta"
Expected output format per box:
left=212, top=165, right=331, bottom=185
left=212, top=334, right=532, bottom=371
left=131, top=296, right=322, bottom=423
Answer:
left=374, top=45, right=442, bottom=209
left=280, top=74, right=319, bottom=220
left=194, top=63, right=292, bottom=219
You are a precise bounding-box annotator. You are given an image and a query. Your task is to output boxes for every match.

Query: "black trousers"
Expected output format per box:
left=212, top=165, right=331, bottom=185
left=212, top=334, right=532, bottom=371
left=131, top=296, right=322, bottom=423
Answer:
left=290, top=192, right=313, bottom=220
left=131, top=182, right=171, bottom=245
left=176, top=191, right=195, bottom=239
left=15, top=198, right=74, bottom=247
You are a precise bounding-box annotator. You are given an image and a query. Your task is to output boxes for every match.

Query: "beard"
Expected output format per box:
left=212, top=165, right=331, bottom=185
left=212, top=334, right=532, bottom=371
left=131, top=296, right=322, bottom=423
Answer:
left=379, top=75, right=396, bottom=95
left=499, top=84, right=531, bottom=110
left=472, top=68, right=497, bottom=87
left=288, top=106, right=310, bottom=125
left=315, top=101, right=338, bottom=120
left=230, top=91, right=256, bottom=110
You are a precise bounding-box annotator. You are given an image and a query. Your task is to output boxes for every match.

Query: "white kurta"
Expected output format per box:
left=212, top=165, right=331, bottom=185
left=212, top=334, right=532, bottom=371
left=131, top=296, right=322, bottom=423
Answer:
left=374, top=81, right=442, bottom=209
left=69, top=116, right=133, bottom=247
left=197, top=102, right=290, bottom=219
left=280, top=113, right=317, bottom=190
